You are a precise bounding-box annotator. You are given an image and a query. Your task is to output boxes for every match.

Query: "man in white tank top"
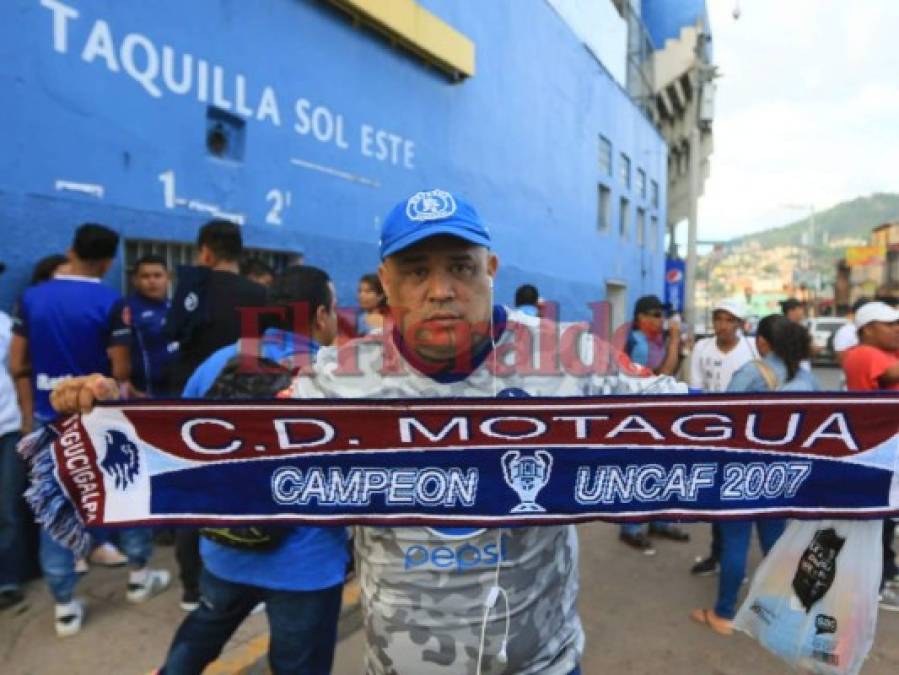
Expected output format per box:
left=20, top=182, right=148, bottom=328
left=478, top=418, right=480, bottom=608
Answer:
left=687, top=299, right=756, bottom=576
left=689, top=300, right=756, bottom=393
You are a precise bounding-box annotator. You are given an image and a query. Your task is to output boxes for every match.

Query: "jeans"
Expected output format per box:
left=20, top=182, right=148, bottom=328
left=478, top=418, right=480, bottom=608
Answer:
left=40, top=527, right=154, bottom=603
left=161, top=569, right=343, bottom=675
left=715, top=519, right=786, bottom=620
left=883, top=519, right=897, bottom=589
left=710, top=522, right=722, bottom=560
left=175, top=529, right=202, bottom=596
left=0, top=431, right=27, bottom=590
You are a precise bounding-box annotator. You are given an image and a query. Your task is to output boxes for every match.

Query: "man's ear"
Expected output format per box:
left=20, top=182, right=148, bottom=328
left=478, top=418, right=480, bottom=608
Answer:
left=196, top=245, right=213, bottom=267
left=487, top=252, right=499, bottom=283
left=377, top=262, right=391, bottom=305
left=314, top=303, right=329, bottom=334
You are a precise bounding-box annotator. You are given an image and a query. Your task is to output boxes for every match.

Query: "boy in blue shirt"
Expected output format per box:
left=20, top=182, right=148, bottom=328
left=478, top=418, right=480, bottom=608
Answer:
left=159, top=265, right=347, bottom=675
left=10, top=224, right=170, bottom=636
left=115, top=254, right=175, bottom=397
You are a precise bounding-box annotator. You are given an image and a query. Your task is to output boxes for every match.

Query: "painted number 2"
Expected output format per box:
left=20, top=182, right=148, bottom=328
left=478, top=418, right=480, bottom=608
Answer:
left=720, top=461, right=811, bottom=501
left=266, top=189, right=292, bottom=225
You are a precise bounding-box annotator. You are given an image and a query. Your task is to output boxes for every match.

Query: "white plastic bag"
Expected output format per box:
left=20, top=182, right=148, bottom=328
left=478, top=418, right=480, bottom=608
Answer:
left=734, top=520, right=882, bottom=675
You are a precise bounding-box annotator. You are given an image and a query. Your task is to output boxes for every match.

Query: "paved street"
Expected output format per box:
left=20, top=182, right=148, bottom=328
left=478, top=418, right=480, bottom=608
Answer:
left=811, top=364, right=842, bottom=391
left=5, top=519, right=897, bottom=675
left=333, top=520, right=899, bottom=675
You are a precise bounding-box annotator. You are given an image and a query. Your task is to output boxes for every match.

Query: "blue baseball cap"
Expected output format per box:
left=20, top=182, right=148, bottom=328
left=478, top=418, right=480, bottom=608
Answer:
left=379, top=189, right=491, bottom=259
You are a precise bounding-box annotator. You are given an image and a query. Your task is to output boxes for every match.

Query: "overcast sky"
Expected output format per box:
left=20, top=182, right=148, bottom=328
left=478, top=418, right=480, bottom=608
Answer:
left=696, top=0, right=899, bottom=242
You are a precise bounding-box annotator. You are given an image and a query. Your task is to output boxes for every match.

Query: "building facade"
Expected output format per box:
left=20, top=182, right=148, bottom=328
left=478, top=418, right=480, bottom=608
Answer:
left=1, top=0, right=670, bottom=327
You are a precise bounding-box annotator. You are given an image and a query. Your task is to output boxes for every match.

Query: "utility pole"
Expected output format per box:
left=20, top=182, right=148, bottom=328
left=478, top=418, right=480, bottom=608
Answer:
left=782, top=202, right=817, bottom=310
left=683, top=28, right=715, bottom=336
left=684, top=126, right=699, bottom=334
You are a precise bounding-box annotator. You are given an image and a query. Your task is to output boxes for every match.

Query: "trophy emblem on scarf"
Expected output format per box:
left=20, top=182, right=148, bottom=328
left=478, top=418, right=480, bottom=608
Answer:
left=501, top=450, right=553, bottom=513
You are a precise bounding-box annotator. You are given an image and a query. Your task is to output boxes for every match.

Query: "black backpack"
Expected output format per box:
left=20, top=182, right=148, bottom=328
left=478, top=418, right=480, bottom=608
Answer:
left=198, top=352, right=295, bottom=551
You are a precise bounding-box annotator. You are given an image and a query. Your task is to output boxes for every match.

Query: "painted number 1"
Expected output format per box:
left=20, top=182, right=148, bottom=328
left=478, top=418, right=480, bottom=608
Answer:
left=158, top=170, right=177, bottom=208
left=266, top=189, right=292, bottom=225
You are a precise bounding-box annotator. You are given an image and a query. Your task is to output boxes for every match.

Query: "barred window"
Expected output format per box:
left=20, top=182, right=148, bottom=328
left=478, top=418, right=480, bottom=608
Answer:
left=619, top=153, right=631, bottom=189
left=636, top=208, right=646, bottom=246
left=598, top=184, right=611, bottom=231
left=599, top=135, right=613, bottom=176
left=123, top=239, right=291, bottom=295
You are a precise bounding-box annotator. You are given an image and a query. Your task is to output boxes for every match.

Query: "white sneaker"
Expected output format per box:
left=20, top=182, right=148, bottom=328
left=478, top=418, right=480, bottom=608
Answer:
left=126, top=569, right=171, bottom=603
left=55, top=599, right=85, bottom=638
left=89, top=542, right=128, bottom=567
left=879, top=588, right=899, bottom=612
left=179, top=589, right=200, bottom=612
left=180, top=598, right=200, bottom=612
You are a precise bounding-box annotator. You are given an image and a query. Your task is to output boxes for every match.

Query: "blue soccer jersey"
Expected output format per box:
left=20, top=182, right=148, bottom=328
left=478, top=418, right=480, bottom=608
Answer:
left=115, top=293, right=174, bottom=396
left=13, top=275, right=130, bottom=421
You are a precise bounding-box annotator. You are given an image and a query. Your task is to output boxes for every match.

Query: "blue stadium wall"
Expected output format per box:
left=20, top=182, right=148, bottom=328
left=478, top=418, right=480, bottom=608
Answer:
left=0, top=0, right=667, bottom=321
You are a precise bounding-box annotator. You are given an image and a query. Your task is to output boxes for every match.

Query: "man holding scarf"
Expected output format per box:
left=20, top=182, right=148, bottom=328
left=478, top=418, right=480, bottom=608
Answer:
left=285, top=190, right=685, bottom=674
left=50, top=189, right=684, bottom=674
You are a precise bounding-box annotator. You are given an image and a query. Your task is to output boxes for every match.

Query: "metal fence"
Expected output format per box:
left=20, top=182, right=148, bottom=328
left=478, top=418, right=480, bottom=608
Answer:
left=122, top=239, right=291, bottom=295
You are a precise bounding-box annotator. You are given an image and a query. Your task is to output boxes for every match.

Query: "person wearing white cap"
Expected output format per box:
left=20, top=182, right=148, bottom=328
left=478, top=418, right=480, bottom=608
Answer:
left=842, top=301, right=899, bottom=391
left=841, top=300, right=899, bottom=611
left=688, top=299, right=757, bottom=394
left=687, top=299, right=758, bottom=576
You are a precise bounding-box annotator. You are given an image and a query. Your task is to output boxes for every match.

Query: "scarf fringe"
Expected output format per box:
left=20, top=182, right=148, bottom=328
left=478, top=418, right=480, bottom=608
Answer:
left=17, top=428, right=92, bottom=558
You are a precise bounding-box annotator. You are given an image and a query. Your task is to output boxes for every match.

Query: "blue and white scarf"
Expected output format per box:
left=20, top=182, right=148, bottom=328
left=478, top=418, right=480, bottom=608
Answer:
left=19, top=392, right=899, bottom=557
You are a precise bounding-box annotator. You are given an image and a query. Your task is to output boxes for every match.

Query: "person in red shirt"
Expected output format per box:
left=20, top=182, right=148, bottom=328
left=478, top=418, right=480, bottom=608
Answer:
left=842, top=301, right=899, bottom=391
left=842, top=300, right=899, bottom=612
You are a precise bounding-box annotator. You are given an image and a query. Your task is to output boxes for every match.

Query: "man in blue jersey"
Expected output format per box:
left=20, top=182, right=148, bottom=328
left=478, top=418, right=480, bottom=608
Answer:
left=114, top=254, right=175, bottom=398
left=10, top=223, right=170, bottom=637
left=160, top=265, right=347, bottom=675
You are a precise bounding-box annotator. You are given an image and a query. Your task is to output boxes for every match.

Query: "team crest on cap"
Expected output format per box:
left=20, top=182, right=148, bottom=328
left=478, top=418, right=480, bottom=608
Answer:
left=406, top=189, right=457, bottom=222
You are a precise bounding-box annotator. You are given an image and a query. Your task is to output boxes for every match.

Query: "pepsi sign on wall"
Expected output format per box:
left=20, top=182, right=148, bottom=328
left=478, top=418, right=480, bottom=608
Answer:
left=665, top=258, right=686, bottom=314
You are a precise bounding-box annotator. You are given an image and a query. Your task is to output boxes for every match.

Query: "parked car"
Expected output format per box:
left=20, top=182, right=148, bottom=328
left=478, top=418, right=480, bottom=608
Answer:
left=743, top=314, right=760, bottom=337
left=804, top=317, right=848, bottom=364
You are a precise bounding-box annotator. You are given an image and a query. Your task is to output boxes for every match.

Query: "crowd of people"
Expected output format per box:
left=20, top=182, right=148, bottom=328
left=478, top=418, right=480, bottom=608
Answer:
left=615, top=288, right=899, bottom=636
left=0, top=219, right=384, bottom=668
left=1, top=188, right=898, bottom=673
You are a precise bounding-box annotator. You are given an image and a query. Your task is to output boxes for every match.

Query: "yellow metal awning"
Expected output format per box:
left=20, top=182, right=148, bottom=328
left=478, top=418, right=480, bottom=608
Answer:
left=328, top=0, right=475, bottom=79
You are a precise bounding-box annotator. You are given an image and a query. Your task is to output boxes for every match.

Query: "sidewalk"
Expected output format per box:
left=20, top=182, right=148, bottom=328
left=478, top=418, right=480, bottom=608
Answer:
left=0, top=545, right=361, bottom=675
